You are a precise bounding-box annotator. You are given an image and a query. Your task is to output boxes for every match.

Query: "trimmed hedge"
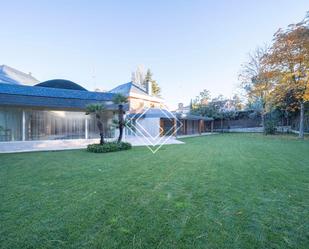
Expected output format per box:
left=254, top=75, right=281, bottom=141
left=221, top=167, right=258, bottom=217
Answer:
left=87, top=142, right=132, bottom=153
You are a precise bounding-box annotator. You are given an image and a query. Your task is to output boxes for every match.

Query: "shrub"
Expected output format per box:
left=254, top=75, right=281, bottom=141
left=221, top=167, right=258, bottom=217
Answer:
left=87, top=142, right=132, bottom=153
left=264, top=120, right=277, bottom=135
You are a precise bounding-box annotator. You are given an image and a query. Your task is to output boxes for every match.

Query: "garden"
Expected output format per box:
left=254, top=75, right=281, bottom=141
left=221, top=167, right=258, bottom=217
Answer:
left=1, top=133, right=308, bottom=249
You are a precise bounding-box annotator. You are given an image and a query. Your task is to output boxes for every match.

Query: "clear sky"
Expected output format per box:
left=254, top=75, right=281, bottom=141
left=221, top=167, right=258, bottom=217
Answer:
left=1, top=0, right=308, bottom=108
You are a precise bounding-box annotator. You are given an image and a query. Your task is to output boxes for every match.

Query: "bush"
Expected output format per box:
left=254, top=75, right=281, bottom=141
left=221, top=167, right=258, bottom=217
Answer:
left=87, top=142, right=132, bottom=153
left=264, top=120, right=277, bottom=135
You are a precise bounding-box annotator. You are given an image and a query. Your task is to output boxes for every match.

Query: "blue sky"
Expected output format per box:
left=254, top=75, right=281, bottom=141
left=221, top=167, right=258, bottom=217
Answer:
left=1, top=0, right=308, bottom=108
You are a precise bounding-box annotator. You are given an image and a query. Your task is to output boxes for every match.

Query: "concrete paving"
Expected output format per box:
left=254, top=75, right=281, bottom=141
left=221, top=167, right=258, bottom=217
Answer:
left=0, top=136, right=184, bottom=153
left=177, top=132, right=217, bottom=138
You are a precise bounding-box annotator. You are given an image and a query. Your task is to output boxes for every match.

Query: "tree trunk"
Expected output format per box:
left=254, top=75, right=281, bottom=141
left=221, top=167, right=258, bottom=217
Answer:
left=221, top=118, right=223, bottom=133
left=261, top=112, right=265, bottom=132
left=99, top=133, right=104, bottom=145
left=96, top=114, right=105, bottom=144
left=117, top=104, right=124, bottom=143
left=299, top=101, right=304, bottom=139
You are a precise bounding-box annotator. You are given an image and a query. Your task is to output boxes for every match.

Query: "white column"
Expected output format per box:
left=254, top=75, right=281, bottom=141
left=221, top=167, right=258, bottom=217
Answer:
left=22, top=110, right=26, bottom=141
left=85, top=118, right=88, bottom=139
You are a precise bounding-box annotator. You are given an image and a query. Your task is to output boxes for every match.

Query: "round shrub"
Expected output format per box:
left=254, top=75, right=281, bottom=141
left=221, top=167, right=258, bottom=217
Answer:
left=264, top=120, right=277, bottom=135
left=87, top=142, right=132, bottom=153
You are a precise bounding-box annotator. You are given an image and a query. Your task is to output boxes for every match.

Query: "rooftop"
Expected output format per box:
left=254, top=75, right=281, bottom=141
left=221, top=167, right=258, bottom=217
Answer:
left=0, top=83, right=117, bottom=110
left=0, top=65, right=39, bottom=85
left=35, top=79, right=88, bottom=91
left=109, top=82, right=163, bottom=102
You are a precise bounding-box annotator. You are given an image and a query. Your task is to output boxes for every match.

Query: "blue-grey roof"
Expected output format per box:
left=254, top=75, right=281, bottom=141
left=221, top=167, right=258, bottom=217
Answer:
left=127, top=108, right=213, bottom=121
left=0, top=65, right=39, bottom=85
left=109, top=82, right=150, bottom=97
left=128, top=108, right=175, bottom=119
left=0, top=83, right=116, bottom=110
left=35, top=79, right=88, bottom=91
left=0, top=83, right=114, bottom=100
left=175, top=113, right=213, bottom=121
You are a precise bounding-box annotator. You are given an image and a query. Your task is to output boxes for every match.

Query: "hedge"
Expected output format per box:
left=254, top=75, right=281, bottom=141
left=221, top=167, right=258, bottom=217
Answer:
left=87, top=142, right=132, bottom=153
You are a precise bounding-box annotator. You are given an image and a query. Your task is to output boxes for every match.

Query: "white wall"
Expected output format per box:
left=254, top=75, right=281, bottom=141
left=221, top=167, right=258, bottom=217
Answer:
left=135, top=118, right=160, bottom=137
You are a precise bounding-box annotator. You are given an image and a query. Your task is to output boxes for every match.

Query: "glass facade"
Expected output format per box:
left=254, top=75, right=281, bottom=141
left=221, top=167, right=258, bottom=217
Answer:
left=0, top=107, right=115, bottom=142
left=0, top=107, right=23, bottom=141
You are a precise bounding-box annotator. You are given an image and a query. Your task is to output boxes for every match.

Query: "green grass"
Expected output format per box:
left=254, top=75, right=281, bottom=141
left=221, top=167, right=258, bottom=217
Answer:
left=1, top=133, right=309, bottom=249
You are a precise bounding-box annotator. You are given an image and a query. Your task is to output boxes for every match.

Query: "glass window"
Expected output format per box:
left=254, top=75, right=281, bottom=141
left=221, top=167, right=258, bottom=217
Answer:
left=0, top=107, right=23, bottom=141
left=25, top=110, right=86, bottom=140
left=0, top=108, right=116, bottom=142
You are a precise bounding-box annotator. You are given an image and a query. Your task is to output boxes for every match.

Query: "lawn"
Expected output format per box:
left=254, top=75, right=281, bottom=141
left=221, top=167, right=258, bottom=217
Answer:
left=1, top=133, right=309, bottom=249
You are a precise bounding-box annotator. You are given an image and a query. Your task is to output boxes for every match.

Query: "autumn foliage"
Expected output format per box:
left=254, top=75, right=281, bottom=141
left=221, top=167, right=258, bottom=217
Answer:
left=241, top=12, right=309, bottom=138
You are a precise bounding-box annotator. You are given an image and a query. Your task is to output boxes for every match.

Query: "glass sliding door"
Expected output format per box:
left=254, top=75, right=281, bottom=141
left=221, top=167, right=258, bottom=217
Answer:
left=0, top=107, right=23, bottom=141
left=0, top=107, right=116, bottom=142
left=25, top=110, right=86, bottom=140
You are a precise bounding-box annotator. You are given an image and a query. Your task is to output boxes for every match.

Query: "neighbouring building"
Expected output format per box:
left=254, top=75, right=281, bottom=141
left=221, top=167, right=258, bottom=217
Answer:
left=0, top=64, right=39, bottom=86
left=110, top=82, right=214, bottom=138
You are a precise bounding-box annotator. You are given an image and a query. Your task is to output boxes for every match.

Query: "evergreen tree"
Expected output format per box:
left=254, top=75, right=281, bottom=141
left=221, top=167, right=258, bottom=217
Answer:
left=143, top=69, right=161, bottom=96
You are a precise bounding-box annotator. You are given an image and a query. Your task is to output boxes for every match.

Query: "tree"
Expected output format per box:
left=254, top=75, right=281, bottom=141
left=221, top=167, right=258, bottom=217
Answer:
left=232, top=94, right=243, bottom=111
left=239, top=46, right=274, bottom=130
left=131, top=65, right=145, bottom=86
left=266, top=13, right=309, bottom=139
left=192, top=89, right=211, bottom=111
left=143, top=69, right=161, bottom=96
left=86, top=104, right=106, bottom=145
left=113, top=94, right=128, bottom=143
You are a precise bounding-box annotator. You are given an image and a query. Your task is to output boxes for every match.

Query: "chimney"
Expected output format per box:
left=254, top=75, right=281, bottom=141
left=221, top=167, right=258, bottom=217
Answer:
left=146, top=80, right=152, bottom=95
left=178, top=103, right=184, bottom=112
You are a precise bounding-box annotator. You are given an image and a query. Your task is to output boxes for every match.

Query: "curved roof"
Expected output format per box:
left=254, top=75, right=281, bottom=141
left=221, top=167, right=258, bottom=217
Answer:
left=35, top=79, right=87, bottom=91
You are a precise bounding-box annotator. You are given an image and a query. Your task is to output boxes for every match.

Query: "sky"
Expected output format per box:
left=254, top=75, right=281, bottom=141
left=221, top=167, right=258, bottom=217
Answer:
left=1, top=0, right=308, bottom=109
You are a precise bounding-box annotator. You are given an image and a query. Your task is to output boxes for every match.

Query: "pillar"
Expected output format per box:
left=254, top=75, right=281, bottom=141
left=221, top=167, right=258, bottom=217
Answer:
left=173, top=119, right=177, bottom=136
left=85, top=118, right=88, bottom=139
left=22, top=110, right=26, bottom=141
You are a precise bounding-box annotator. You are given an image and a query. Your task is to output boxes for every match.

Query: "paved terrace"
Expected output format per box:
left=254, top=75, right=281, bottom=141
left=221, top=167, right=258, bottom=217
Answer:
left=0, top=136, right=184, bottom=153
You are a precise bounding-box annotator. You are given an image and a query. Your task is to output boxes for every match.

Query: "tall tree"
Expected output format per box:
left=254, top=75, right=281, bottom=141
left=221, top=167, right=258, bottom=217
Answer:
left=85, top=104, right=106, bottom=145
left=232, top=94, right=243, bottom=111
left=267, top=13, right=309, bottom=139
left=192, top=89, right=211, bottom=110
left=113, top=94, right=128, bottom=143
left=239, top=46, right=274, bottom=130
left=131, top=65, right=145, bottom=86
left=143, top=69, right=161, bottom=96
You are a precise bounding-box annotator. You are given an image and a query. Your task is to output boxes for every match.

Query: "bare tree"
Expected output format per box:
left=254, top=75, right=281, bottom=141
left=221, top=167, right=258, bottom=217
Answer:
left=239, top=46, right=274, bottom=130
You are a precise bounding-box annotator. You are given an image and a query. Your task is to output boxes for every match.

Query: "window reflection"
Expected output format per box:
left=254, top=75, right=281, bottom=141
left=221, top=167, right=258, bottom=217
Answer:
left=0, top=107, right=22, bottom=141
left=25, top=110, right=86, bottom=140
left=0, top=107, right=115, bottom=142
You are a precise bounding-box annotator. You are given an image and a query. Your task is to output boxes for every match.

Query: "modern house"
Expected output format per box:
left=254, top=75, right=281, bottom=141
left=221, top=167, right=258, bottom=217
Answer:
left=0, top=78, right=120, bottom=142
left=0, top=65, right=213, bottom=148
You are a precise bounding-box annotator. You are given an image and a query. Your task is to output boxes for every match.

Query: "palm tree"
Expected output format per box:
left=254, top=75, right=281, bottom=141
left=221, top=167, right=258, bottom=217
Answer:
left=113, top=94, right=128, bottom=143
left=86, top=104, right=106, bottom=145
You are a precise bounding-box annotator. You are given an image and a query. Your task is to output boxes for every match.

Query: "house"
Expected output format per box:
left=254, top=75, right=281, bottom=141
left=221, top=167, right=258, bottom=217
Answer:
left=0, top=67, right=121, bottom=142
left=0, top=65, right=212, bottom=147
